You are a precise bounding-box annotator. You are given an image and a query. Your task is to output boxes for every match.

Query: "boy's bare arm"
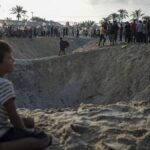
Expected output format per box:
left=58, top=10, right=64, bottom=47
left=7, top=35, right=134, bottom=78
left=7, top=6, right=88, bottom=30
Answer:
left=3, top=98, right=26, bottom=129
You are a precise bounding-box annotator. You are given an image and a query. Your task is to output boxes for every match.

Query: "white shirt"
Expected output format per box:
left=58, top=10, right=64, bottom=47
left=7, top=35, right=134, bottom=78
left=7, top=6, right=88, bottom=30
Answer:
left=0, top=78, right=16, bottom=137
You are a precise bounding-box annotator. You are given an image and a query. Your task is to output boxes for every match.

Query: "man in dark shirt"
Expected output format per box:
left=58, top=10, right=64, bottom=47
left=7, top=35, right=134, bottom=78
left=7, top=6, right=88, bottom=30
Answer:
left=59, top=37, right=66, bottom=56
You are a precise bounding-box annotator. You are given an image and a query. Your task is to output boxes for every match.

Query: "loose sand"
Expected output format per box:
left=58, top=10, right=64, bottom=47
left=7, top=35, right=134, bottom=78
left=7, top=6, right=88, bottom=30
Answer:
left=4, top=37, right=150, bottom=149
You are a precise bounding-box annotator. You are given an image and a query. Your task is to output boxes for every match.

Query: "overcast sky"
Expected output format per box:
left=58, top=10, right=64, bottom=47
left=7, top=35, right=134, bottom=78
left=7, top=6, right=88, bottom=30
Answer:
left=0, top=0, right=150, bottom=23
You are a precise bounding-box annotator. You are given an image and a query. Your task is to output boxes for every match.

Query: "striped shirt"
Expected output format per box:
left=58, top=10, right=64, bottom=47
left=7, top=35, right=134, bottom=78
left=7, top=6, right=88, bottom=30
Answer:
left=0, top=77, right=16, bottom=138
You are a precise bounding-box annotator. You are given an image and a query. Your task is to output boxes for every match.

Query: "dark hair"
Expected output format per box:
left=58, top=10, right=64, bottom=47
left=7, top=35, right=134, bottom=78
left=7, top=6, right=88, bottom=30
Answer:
left=0, top=40, right=12, bottom=63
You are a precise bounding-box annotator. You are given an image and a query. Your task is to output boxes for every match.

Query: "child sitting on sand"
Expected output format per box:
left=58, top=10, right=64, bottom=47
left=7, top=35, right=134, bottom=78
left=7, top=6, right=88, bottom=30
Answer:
left=0, top=40, right=52, bottom=150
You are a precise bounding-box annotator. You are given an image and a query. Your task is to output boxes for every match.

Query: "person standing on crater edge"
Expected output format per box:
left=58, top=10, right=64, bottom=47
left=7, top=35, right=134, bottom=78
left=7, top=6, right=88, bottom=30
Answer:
left=0, top=40, right=52, bottom=150
left=58, top=37, right=69, bottom=56
left=98, top=23, right=106, bottom=47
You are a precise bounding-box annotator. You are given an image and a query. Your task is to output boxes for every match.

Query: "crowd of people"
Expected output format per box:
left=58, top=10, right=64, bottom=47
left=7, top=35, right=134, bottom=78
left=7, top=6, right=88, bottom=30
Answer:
left=0, top=25, right=62, bottom=38
left=98, top=20, right=150, bottom=46
left=0, top=22, right=99, bottom=39
left=1, top=19, right=150, bottom=47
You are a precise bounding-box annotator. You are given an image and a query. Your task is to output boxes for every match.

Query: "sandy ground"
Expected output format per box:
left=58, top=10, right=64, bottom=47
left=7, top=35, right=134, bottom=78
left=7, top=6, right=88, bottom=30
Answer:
left=18, top=100, right=150, bottom=150
left=3, top=37, right=150, bottom=149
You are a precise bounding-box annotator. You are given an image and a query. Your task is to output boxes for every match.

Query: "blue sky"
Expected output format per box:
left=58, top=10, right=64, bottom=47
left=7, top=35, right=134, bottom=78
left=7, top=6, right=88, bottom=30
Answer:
left=0, top=0, right=150, bottom=23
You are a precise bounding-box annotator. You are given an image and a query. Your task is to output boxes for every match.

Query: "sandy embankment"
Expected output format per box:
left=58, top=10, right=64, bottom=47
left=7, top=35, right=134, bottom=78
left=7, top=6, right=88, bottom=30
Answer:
left=7, top=43, right=150, bottom=108
left=4, top=37, right=91, bottom=59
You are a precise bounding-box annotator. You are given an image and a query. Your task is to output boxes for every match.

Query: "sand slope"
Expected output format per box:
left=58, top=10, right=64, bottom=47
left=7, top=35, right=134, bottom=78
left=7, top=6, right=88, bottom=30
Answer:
left=6, top=43, right=150, bottom=108
left=4, top=37, right=91, bottom=59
